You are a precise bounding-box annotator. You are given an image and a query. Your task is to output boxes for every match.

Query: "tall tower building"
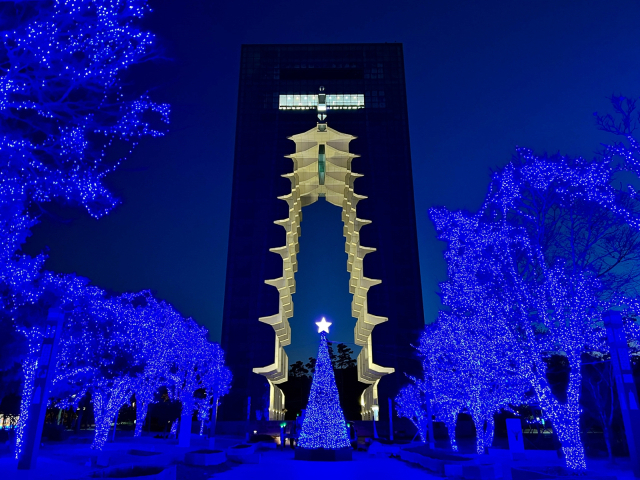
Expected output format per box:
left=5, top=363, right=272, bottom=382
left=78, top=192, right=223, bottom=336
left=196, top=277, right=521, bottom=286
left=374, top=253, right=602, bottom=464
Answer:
left=220, top=44, right=424, bottom=421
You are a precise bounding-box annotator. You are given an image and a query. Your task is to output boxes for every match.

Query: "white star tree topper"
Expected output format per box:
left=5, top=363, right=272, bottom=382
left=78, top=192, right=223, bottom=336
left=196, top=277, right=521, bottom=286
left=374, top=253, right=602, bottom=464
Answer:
left=316, top=317, right=332, bottom=333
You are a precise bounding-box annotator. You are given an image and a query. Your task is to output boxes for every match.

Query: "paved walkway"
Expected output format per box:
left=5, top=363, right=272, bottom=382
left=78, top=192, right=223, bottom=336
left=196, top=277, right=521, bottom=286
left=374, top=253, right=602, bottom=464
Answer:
left=1, top=434, right=636, bottom=480
left=0, top=438, right=435, bottom=480
left=217, top=448, right=436, bottom=480
left=0, top=443, right=437, bottom=480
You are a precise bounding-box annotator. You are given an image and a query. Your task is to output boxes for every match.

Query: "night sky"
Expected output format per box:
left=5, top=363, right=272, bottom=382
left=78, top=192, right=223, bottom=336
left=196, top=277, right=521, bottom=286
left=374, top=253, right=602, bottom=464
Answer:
left=23, top=0, right=640, bottom=363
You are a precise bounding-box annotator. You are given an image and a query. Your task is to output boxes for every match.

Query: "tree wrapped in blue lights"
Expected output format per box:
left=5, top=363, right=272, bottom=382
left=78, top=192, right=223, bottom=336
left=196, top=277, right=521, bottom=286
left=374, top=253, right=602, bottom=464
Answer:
left=431, top=188, right=601, bottom=469
left=1, top=0, right=169, bottom=455
left=163, top=318, right=209, bottom=446
left=0, top=0, right=169, bottom=302
left=52, top=288, right=232, bottom=450
left=56, top=293, right=144, bottom=450
left=396, top=309, right=528, bottom=453
left=126, top=293, right=183, bottom=438
left=418, top=311, right=529, bottom=454
left=11, top=273, right=104, bottom=458
left=429, top=96, right=640, bottom=469
left=297, top=323, right=351, bottom=452
left=395, top=383, right=429, bottom=443
left=55, top=290, right=162, bottom=446
left=198, top=340, right=232, bottom=438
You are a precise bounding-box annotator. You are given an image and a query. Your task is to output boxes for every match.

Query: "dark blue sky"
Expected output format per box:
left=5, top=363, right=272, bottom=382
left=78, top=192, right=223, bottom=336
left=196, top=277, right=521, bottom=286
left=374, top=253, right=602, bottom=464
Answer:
left=24, top=0, right=640, bottom=362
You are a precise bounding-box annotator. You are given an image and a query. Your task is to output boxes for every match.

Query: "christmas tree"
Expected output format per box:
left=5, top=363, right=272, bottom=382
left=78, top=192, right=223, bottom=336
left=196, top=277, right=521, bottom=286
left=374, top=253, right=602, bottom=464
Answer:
left=297, top=318, right=351, bottom=451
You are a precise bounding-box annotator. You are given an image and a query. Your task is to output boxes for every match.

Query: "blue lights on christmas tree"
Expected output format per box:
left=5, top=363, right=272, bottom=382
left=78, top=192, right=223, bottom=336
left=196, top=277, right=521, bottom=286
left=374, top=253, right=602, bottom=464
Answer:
left=297, top=318, right=351, bottom=450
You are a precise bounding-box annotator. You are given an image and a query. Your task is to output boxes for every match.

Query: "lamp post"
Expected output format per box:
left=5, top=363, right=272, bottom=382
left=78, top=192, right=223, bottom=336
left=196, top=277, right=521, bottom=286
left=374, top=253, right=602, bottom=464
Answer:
left=388, top=398, right=394, bottom=441
left=245, top=396, right=251, bottom=442
left=372, top=405, right=379, bottom=439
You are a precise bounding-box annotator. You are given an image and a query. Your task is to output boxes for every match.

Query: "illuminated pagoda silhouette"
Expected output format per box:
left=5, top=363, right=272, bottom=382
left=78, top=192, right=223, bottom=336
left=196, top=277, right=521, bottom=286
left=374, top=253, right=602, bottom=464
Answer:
left=295, top=317, right=352, bottom=461
left=220, top=44, right=425, bottom=423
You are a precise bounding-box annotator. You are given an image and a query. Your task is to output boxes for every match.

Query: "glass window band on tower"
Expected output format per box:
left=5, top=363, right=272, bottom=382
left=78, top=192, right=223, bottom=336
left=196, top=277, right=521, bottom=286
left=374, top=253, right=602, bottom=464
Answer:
left=279, top=94, right=364, bottom=110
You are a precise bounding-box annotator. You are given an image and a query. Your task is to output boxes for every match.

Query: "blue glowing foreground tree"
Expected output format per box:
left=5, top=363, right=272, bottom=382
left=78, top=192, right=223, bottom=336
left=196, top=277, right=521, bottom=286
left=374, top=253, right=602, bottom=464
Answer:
left=12, top=273, right=104, bottom=457
left=53, top=288, right=232, bottom=450
left=163, top=318, right=231, bottom=447
left=0, top=0, right=169, bottom=298
left=418, top=311, right=529, bottom=454
left=395, top=383, right=429, bottom=444
left=297, top=319, right=351, bottom=451
left=396, top=309, right=528, bottom=454
left=429, top=96, right=640, bottom=470
left=0, top=0, right=168, bottom=458
left=56, top=292, right=146, bottom=450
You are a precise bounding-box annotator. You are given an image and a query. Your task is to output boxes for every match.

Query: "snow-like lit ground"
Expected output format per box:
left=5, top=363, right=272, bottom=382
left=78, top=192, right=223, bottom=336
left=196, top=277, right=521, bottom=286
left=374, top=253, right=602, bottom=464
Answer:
left=217, top=448, right=434, bottom=480
left=0, top=433, right=637, bottom=480
left=0, top=434, right=439, bottom=480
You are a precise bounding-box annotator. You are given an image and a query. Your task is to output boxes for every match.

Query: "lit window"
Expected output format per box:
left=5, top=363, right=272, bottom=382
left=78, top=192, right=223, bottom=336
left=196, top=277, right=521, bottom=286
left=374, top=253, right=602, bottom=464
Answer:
left=318, top=145, right=325, bottom=185
left=278, top=94, right=364, bottom=110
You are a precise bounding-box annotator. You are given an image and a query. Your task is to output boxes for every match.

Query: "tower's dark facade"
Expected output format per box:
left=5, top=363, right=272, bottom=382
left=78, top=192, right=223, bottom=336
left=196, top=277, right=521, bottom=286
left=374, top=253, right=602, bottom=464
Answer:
left=220, top=43, right=424, bottom=421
